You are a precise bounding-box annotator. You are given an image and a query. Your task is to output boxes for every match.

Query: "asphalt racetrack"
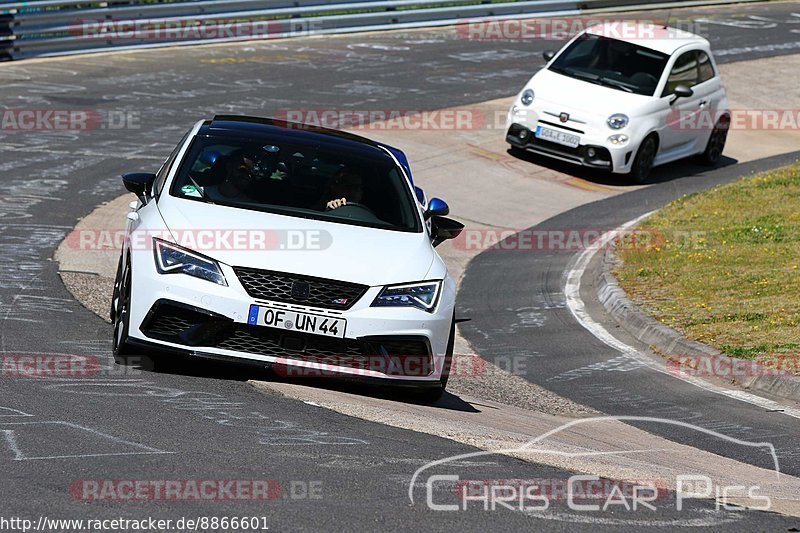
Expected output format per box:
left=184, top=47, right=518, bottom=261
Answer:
left=2, top=2, right=800, bottom=530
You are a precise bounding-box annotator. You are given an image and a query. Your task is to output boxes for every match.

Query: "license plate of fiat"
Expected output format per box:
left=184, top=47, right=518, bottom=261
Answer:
left=535, top=125, right=580, bottom=148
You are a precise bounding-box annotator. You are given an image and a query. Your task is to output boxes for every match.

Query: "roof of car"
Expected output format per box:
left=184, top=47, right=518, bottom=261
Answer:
left=197, top=115, right=415, bottom=184
left=202, top=115, right=386, bottom=151
left=585, top=23, right=711, bottom=56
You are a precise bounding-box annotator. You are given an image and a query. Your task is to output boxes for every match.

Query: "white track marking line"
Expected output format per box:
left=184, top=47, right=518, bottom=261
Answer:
left=1, top=430, right=24, bottom=460
left=563, top=212, right=800, bottom=420
left=0, top=421, right=173, bottom=460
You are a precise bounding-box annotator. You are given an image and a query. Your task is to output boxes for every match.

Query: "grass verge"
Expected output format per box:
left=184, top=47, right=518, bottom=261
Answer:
left=615, top=164, right=800, bottom=372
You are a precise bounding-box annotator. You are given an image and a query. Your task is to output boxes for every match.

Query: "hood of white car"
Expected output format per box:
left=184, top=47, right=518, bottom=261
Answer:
left=156, top=198, right=436, bottom=287
left=527, top=68, right=655, bottom=128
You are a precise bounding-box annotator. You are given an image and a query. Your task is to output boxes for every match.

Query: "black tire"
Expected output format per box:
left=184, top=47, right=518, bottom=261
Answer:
left=697, top=117, right=729, bottom=166
left=415, top=313, right=455, bottom=404
left=112, top=256, right=134, bottom=363
left=630, top=135, right=657, bottom=184
left=110, top=254, right=123, bottom=322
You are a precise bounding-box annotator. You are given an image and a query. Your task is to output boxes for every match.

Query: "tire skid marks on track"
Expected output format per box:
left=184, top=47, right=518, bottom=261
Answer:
left=0, top=225, right=69, bottom=295
left=0, top=158, right=98, bottom=328
left=576, top=383, right=789, bottom=444
left=56, top=339, right=114, bottom=357
left=42, top=380, right=368, bottom=446
left=0, top=177, right=70, bottom=221
left=0, top=222, right=73, bottom=328
left=2, top=296, right=75, bottom=324
left=547, top=355, right=647, bottom=382
left=0, top=143, right=166, bottom=161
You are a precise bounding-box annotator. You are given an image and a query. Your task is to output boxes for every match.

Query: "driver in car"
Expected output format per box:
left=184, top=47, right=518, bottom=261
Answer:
left=324, top=168, right=364, bottom=210
left=216, top=150, right=257, bottom=199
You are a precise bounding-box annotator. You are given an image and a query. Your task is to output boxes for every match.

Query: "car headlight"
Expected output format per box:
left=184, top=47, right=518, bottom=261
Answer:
left=153, top=238, right=227, bottom=286
left=607, top=134, right=629, bottom=145
left=371, top=281, right=442, bottom=312
left=607, top=113, right=629, bottom=130
left=510, top=105, right=533, bottom=122
left=520, top=89, right=535, bottom=106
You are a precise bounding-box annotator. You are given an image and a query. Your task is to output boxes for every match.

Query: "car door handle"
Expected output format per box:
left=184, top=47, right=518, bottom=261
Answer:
left=699, top=100, right=708, bottom=107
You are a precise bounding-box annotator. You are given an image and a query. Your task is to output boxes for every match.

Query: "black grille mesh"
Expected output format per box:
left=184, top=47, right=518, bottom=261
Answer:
left=234, top=267, right=368, bottom=310
left=145, top=313, right=193, bottom=337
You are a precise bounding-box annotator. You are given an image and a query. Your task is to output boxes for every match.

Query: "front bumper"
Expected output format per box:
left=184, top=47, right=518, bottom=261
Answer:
left=127, top=250, right=454, bottom=383
left=125, top=337, right=445, bottom=390
left=506, top=122, right=636, bottom=174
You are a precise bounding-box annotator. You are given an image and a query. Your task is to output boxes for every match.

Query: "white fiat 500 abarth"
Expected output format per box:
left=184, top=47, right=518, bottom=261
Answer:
left=507, top=23, right=730, bottom=182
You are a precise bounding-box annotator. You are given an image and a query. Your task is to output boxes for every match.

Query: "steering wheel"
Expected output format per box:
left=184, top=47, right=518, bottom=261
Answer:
left=327, top=202, right=375, bottom=214
left=326, top=203, right=382, bottom=222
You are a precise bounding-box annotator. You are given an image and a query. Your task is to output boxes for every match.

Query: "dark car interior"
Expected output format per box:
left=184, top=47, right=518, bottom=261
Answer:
left=549, top=34, right=670, bottom=96
left=173, top=138, right=421, bottom=232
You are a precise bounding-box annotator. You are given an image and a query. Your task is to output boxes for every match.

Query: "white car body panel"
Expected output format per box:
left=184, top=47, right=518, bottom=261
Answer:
left=154, top=197, right=436, bottom=286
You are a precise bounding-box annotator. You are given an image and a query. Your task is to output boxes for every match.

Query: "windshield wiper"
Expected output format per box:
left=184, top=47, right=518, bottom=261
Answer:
left=598, top=77, right=634, bottom=93
left=557, top=68, right=606, bottom=87
left=569, top=70, right=600, bottom=81
left=552, top=67, right=635, bottom=93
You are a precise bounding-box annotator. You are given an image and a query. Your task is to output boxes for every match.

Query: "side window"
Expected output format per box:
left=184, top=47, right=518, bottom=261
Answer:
left=697, top=51, right=715, bottom=83
left=662, top=51, right=699, bottom=97
left=153, top=131, right=190, bottom=199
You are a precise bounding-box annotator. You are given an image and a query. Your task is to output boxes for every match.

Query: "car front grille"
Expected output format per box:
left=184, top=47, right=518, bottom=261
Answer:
left=218, top=327, right=433, bottom=376
left=506, top=123, right=612, bottom=169
left=233, top=267, right=368, bottom=310
left=528, top=136, right=582, bottom=157
left=217, top=324, right=372, bottom=367
left=140, top=300, right=433, bottom=376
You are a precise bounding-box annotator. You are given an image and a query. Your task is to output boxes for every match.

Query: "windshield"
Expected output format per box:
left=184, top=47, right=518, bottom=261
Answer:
left=549, top=34, right=669, bottom=96
left=169, top=135, right=421, bottom=232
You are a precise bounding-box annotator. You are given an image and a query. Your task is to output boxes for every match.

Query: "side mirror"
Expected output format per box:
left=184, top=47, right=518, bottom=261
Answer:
left=431, top=216, right=464, bottom=247
left=424, top=197, right=449, bottom=220
left=122, top=172, right=156, bottom=204
left=670, top=85, right=694, bottom=105
left=543, top=50, right=556, bottom=62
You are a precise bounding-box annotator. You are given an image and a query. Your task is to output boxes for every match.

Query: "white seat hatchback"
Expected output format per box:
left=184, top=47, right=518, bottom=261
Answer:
left=506, top=23, right=730, bottom=182
left=112, top=116, right=464, bottom=403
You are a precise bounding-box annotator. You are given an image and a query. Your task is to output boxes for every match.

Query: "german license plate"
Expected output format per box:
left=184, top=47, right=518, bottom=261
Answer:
left=535, top=125, right=580, bottom=148
left=248, top=304, right=346, bottom=338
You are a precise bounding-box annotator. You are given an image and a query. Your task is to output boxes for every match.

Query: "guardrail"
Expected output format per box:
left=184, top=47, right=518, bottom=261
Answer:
left=0, top=0, right=750, bottom=61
